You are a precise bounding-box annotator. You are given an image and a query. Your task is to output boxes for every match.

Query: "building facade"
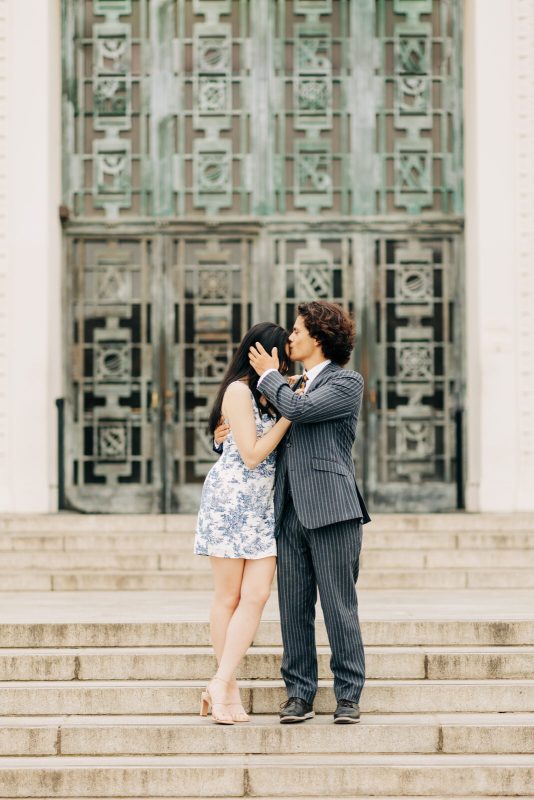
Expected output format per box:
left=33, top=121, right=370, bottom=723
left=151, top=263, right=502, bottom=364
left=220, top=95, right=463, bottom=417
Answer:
left=0, top=0, right=533, bottom=514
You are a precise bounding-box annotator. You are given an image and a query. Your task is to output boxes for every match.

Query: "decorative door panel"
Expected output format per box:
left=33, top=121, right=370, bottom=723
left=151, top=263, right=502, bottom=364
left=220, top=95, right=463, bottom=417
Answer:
left=62, top=0, right=464, bottom=513
left=64, top=237, right=161, bottom=511
left=373, top=0, right=463, bottom=215
left=272, top=235, right=356, bottom=325
left=366, top=233, right=463, bottom=511
left=168, top=235, right=255, bottom=511
left=64, top=231, right=256, bottom=512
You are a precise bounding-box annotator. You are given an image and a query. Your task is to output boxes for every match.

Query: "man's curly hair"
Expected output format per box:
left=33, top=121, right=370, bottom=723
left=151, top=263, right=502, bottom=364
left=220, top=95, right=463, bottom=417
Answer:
left=297, top=301, right=355, bottom=366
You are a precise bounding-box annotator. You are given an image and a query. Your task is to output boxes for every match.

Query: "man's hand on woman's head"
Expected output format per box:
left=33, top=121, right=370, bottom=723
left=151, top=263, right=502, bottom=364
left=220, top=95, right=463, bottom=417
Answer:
left=249, top=342, right=280, bottom=376
left=214, top=418, right=230, bottom=446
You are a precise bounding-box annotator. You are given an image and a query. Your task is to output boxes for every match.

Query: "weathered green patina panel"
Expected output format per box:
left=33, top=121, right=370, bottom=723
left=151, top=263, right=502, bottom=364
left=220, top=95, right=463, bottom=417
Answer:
left=62, top=0, right=464, bottom=512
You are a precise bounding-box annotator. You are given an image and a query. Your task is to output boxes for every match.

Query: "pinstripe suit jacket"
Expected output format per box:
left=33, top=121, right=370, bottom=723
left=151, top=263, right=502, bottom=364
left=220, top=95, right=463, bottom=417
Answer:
left=259, top=363, right=370, bottom=531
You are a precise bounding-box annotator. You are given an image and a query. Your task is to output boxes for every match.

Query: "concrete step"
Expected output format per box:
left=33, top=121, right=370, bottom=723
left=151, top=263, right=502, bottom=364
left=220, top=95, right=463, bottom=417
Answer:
left=3, top=549, right=534, bottom=571
left=0, top=797, right=530, bottom=800
left=2, top=531, right=534, bottom=552
left=157, top=550, right=534, bottom=571
left=0, top=679, right=533, bottom=715
left=1, top=512, right=534, bottom=533
left=0, top=573, right=55, bottom=590
left=0, top=553, right=163, bottom=569
left=373, top=532, right=534, bottom=550
left=1, top=646, right=532, bottom=681
left=0, top=570, right=213, bottom=592
left=1, top=619, right=532, bottom=647
left=0, top=714, right=533, bottom=756
left=0, top=571, right=210, bottom=591
left=367, top=531, right=534, bottom=550
left=0, top=753, right=533, bottom=797
left=0, top=516, right=193, bottom=534
left=3, top=569, right=534, bottom=591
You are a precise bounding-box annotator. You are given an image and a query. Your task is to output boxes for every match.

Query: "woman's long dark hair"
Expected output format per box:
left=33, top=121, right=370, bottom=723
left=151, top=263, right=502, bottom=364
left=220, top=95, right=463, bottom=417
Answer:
left=208, top=323, right=291, bottom=435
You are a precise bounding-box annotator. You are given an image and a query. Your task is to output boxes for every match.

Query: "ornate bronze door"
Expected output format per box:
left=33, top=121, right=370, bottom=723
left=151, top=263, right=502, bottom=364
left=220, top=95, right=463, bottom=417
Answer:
left=62, top=0, right=463, bottom=512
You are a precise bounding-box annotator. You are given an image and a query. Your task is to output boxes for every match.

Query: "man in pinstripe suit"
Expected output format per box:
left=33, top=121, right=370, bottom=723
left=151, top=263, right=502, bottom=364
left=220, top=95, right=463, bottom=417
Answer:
left=249, top=301, right=370, bottom=725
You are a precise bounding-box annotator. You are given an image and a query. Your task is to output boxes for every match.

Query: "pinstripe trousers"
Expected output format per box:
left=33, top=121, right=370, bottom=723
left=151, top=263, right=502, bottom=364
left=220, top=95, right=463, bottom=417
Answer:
left=276, top=496, right=365, bottom=705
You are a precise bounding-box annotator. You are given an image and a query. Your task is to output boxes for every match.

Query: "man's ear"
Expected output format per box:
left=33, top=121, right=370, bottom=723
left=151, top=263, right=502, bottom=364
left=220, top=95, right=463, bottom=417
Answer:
left=313, top=338, right=327, bottom=360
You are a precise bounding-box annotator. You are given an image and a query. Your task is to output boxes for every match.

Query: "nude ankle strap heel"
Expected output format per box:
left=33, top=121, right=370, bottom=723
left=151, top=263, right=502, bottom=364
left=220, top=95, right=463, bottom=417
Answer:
left=228, top=702, right=250, bottom=723
left=199, top=690, right=210, bottom=717
left=199, top=677, right=234, bottom=725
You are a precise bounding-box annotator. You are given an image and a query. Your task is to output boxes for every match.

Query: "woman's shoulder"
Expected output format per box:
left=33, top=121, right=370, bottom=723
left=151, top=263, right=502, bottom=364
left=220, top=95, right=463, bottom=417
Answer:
left=226, top=379, right=252, bottom=393
left=224, top=380, right=253, bottom=402
left=223, top=381, right=254, bottom=420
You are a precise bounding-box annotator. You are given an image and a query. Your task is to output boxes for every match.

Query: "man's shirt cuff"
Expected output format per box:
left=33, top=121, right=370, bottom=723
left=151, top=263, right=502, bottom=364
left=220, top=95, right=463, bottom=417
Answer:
left=257, top=367, right=277, bottom=388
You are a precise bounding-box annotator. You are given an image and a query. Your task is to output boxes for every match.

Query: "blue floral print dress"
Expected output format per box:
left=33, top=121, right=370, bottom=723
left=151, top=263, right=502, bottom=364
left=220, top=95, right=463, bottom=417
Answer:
left=195, top=385, right=277, bottom=559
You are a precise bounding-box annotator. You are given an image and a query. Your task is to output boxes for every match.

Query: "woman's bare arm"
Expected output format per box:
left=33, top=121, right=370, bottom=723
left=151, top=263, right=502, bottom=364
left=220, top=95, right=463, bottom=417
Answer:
left=222, top=382, right=291, bottom=470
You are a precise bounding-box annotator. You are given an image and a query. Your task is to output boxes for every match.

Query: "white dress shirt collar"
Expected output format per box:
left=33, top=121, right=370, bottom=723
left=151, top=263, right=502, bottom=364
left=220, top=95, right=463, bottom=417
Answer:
left=302, top=359, right=331, bottom=391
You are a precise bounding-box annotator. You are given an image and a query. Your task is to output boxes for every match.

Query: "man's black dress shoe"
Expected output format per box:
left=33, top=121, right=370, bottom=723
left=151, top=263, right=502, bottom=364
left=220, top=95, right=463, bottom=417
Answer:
left=333, top=699, right=360, bottom=724
left=279, top=697, right=314, bottom=723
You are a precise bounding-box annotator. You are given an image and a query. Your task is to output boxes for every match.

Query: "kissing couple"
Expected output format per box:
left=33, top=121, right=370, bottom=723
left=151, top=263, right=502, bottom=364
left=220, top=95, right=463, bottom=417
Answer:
left=194, top=300, right=370, bottom=726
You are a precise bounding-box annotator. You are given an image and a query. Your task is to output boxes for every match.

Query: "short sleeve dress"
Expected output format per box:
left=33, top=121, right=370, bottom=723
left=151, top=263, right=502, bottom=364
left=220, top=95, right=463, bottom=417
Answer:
left=194, top=384, right=277, bottom=559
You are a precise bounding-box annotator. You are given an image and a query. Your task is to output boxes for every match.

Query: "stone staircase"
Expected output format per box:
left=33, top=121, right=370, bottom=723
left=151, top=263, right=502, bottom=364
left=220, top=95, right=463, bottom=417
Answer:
left=1, top=513, right=534, bottom=590
left=0, top=513, right=533, bottom=797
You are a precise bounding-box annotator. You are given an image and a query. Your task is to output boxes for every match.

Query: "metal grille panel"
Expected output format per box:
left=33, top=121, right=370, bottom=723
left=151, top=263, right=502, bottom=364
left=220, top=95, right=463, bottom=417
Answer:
left=367, top=234, right=462, bottom=510
left=374, top=0, right=463, bottom=214
left=65, top=236, right=160, bottom=511
left=62, top=0, right=464, bottom=513
left=169, top=235, right=254, bottom=510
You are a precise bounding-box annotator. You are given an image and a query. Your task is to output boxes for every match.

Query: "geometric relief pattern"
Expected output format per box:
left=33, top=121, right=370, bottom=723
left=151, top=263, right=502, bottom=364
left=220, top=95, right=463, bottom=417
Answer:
left=64, top=1, right=151, bottom=219
left=64, top=1, right=463, bottom=220
left=185, top=1, right=250, bottom=215
left=374, top=237, right=461, bottom=494
left=274, top=236, right=353, bottom=332
left=274, top=4, right=341, bottom=213
left=62, top=1, right=464, bottom=513
left=66, top=238, right=155, bottom=505
left=64, top=0, right=255, bottom=219
left=170, top=237, right=254, bottom=498
left=375, top=0, right=463, bottom=214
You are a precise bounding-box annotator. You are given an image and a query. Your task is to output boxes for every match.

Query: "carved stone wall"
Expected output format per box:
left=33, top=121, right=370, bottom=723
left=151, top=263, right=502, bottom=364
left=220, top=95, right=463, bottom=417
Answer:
left=0, top=0, right=8, bottom=506
left=0, top=0, right=61, bottom=512
left=513, top=0, right=534, bottom=508
left=465, top=0, right=534, bottom=512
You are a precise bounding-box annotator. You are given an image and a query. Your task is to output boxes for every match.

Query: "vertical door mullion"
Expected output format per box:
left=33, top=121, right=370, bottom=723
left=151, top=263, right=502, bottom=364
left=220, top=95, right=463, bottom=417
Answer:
left=161, top=234, right=176, bottom=513
left=176, top=235, right=186, bottom=490
left=150, top=233, right=164, bottom=512
left=353, top=231, right=375, bottom=500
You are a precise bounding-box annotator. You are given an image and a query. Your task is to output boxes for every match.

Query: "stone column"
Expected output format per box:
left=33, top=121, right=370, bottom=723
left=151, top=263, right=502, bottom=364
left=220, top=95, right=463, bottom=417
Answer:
left=0, top=0, right=61, bottom=511
left=464, top=0, right=534, bottom=511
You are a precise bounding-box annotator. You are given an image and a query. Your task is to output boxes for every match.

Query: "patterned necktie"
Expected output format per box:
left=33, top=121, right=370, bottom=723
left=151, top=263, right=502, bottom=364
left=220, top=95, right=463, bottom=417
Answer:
left=301, top=371, right=309, bottom=391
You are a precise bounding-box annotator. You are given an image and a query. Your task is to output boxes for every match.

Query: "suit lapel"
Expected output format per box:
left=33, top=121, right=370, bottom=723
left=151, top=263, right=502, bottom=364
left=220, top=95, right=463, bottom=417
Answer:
left=307, top=361, right=341, bottom=393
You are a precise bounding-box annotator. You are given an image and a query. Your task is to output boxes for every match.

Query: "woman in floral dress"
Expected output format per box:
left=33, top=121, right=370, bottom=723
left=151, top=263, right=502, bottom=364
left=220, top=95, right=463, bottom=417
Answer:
left=195, top=322, right=292, bottom=724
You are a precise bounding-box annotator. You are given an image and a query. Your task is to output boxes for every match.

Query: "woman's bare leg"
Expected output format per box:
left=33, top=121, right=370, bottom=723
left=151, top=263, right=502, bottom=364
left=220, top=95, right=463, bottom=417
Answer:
left=215, top=556, right=276, bottom=684
left=208, top=557, right=244, bottom=709
left=209, top=556, right=244, bottom=658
